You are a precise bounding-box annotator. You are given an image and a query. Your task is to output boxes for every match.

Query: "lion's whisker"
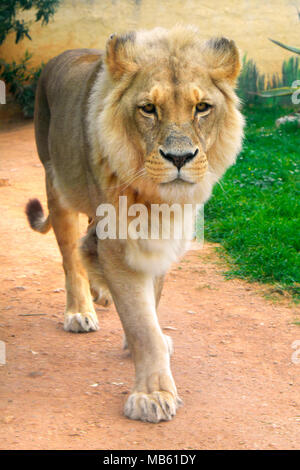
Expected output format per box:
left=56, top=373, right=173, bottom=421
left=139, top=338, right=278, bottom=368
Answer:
left=119, top=169, right=147, bottom=192
left=208, top=169, right=230, bottom=200
left=104, top=168, right=146, bottom=190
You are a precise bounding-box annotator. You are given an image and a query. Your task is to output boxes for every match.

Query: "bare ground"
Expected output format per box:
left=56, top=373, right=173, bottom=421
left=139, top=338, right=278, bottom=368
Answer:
left=0, top=121, right=299, bottom=450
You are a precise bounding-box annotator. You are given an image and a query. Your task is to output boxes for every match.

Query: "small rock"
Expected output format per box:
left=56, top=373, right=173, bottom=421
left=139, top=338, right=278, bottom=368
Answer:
left=276, top=113, right=300, bottom=128
left=187, top=310, right=196, bottom=314
left=28, top=371, right=43, bottom=378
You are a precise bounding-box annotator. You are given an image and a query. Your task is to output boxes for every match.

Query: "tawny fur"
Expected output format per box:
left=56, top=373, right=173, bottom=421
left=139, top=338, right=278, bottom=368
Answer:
left=27, top=26, right=244, bottom=423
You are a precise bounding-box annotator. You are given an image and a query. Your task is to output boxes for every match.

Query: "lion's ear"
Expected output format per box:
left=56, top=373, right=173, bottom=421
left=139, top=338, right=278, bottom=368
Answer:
left=202, top=37, right=241, bottom=84
left=106, top=32, right=138, bottom=80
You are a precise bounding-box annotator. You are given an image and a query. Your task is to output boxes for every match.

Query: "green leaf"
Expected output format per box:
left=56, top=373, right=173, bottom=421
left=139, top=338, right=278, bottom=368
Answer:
left=256, top=86, right=300, bottom=98
left=269, top=39, right=300, bottom=55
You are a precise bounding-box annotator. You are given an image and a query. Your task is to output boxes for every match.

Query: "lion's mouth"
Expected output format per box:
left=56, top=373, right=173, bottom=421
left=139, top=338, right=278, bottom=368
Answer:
left=160, top=175, right=196, bottom=185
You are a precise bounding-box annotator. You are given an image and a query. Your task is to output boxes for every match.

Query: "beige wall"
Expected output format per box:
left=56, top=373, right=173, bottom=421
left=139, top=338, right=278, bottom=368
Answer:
left=1, top=0, right=299, bottom=76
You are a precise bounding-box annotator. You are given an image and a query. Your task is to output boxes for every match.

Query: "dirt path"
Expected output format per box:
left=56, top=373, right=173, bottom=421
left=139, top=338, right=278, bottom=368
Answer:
left=0, top=121, right=299, bottom=450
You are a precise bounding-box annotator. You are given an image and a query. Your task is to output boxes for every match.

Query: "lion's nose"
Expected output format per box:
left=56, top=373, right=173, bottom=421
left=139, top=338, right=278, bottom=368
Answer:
left=159, top=148, right=199, bottom=170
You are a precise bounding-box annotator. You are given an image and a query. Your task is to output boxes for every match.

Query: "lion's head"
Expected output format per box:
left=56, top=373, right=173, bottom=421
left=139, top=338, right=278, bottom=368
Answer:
left=88, top=26, right=244, bottom=205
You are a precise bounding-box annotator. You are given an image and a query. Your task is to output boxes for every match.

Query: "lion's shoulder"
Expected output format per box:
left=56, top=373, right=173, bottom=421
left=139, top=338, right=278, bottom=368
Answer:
left=41, top=49, right=104, bottom=101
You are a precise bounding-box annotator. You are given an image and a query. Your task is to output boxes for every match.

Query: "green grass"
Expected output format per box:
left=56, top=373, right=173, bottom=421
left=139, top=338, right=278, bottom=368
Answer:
left=204, top=106, right=300, bottom=299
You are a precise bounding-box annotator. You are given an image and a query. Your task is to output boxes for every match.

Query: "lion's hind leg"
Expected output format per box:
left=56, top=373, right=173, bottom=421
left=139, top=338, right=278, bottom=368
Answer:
left=80, top=225, right=113, bottom=308
left=46, top=180, right=99, bottom=332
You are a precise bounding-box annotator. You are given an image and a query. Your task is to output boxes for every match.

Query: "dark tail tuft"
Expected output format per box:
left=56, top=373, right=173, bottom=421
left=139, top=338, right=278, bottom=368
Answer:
left=25, top=198, right=51, bottom=234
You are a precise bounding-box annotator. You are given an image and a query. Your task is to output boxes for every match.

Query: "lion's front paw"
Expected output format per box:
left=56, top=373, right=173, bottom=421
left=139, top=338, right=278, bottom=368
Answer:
left=124, top=390, right=182, bottom=423
left=91, top=285, right=113, bottom=307
left=64, top=311, right=99, bottom=332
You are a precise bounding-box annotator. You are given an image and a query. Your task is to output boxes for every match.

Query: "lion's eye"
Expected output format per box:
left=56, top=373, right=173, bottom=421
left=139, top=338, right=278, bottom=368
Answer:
left=195, top=102, right=211, bottom=113
left=141, top=103, right=156, bottom=114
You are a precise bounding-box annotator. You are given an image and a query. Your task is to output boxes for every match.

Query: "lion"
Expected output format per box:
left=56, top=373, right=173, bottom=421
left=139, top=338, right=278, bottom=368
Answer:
left=25, top=26, right=244, bottom=423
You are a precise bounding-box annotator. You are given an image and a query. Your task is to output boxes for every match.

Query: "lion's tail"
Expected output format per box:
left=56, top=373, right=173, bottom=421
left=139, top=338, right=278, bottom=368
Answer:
left=25, top=198, right=52, bottom=234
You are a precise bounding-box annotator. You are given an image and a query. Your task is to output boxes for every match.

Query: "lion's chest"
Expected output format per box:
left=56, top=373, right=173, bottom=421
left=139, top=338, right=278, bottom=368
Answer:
left=124, top=238, right=190, bottom=276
